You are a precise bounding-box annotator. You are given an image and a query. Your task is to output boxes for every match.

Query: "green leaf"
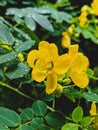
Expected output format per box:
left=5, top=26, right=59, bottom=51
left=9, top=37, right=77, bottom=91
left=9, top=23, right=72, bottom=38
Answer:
left=63, top=88, right=83, bottom=99
left=31, top=117, right=50, bottom=130
left=0, top=107, right=21, bottom=127
left=5, top=62, right=30, bottom=79
left=0, top=52, right=18, bottom=64
left=32, top=13, right=54, bottom=32
left=81, top=29, right=98, bottom=44
left=25, top=16, right=36, bottom=31
left=0, top=21, right=14, bottom=45
left=6, top=8, right=25, bottom=17
left=45, top=111, right=65, bottom=129
left=63, top=88, right=76, bottom=102
left=0, top=125, right=10, bottom=130
left=0, top=0, right=6, bottom=6
left=32, top=100, right=47, bottom=116
left=51, top=10, right=71, bottom=23
left=72, top=106, right=83, bottom=123
left=13, top=27, right=31, bottom=40
left=83, top=91, right=98, bottom=103
left=61, top=123, right=78, bottom=130
left=30, top=117, right=43, bottom=129
left=14, top=40, right=35, bottom=52
left=80, top=116, right=93, bottom=127
left=20, top=108, right=34, bottom=122
left=18, top=125, right=33, bottom=130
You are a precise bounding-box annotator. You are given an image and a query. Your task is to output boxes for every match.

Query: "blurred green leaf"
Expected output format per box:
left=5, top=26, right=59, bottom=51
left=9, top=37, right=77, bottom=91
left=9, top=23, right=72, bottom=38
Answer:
left=45, top=111, right=65, bottom=129
left=18, top=125, right=33, bottom=130
left=51, top=10, right=71, bottom=23
left=80, top=116, right=93, bottom=127
left=0, top=107, right=21, bottom=127
left=61, top=123, right=78, bottom=130
left=5, top=62, right=30, bottom=79
left=31, top=117, right=50, bottom=130
left=0, top=0, right=6, bottom=6
left=32, top=13, right=54, bottom=32
left=6, top=7, right=54, bottom=32
left=30, top=117, right=43, bottom=129
left=0, top=52, right=18, bottom=64
left=0, top=125, right=10, bottom=130
left=32, top=100, right=47, bottom=116
left=83, top=91, right=98, bottom=103
left=0, top=21, right=14, bottom=45
left=20, top=108, right=34, bottom=122
left=14, top=40, right=35, bottom=52
left=25, top=16, right=36, bottom=31
left=72, top=106, right=83, bottom=123
left=75, top=27, right=98, bottom=44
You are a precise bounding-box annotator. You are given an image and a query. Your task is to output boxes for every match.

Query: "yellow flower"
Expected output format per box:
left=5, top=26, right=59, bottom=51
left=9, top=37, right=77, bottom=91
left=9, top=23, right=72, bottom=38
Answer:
left=90, top=102, right=97, bottom=116
left=27, top=41, right=71, bottom=94
left=68, top=45, right=89, bottom=88
left=91, top=0, right=98, bottom=16
left=61, top=32, right=71, bottom=48
left=89, top=103, right=98, bottom=130
left=79, top=10, right=88, bottom=28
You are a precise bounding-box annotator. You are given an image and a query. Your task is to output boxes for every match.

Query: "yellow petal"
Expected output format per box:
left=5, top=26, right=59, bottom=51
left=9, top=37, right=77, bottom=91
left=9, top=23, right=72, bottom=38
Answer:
left=91, top=0, right=98, bottom=16
left=27, top=50, right=40, bottom=68
left=49, top=44, right=58, bottom=61
left=68, top=45, right=79, bottom=57
left=39, top=41, right=58, bottom=61
left=46, top=72, right=57, bottom=94
left=61, top=32, right=71, bottom=48
left=38, top=41, right=49, bottom=51
left=32, top=68, right=47, bottom=82
left=90, top=102, right=97, bottom=116
left=70, top=70, right=89, bottom=88
left=54, top=54, right=71, bottom=74
left=71, top=53, right=89, bottom=72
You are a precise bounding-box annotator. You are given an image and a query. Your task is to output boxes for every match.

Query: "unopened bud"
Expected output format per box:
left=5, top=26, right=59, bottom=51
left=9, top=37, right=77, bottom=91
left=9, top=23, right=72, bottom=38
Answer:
left=18, top=53, right=24, bottom=62
left=55, top=84, right=63, bottom=97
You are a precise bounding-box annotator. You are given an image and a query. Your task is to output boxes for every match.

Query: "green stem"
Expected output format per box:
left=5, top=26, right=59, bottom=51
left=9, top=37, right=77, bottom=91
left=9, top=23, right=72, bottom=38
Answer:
left=65, top=116, right=73, bottom=121
left=90, top=76, right=98, bottom=80
left=47, top=105, right=55, bottom=112
left=0, top=81, right=34, bottom=100
left=63, top=85, right=75, bottom=89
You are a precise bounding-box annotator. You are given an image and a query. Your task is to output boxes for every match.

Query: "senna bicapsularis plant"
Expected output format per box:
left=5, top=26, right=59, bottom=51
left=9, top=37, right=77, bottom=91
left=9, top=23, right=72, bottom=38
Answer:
left=0, top=0, right=98, bottom=130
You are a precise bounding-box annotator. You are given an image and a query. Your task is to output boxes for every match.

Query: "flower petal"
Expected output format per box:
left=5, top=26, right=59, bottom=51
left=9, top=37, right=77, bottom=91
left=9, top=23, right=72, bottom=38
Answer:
left=89, top=102, right=97, bottom=116
left=54, top=54, right=71, bottom=74
left=71, top=53, right=89, bottom=72
left=70, top=70, right=89, bottom=88
left=68, top=45, right=79, bottom=57
left=49, top=44, right=58, bottom=61
left=27, top=50, right=40, bottom=68
left=39, top=41, right=58, bottom=61
left=38, top=41, right=49, bottom=51
left=32, top=68, right=47, bottom=82
left=46, top=72, right=57, bottom=94
left=61, top=32, right=71, bottom=48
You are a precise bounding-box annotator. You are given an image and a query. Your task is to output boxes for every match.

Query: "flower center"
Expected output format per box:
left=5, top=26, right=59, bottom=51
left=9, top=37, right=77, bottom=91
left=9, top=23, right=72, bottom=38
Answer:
left=46, top=61, right=54, bottom=73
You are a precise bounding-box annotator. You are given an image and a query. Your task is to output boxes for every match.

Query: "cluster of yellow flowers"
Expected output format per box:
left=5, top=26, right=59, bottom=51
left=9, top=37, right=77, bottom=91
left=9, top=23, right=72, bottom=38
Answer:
left=90, top=103, right=98, bottom=130
left=27, top=41, right=89, bottom=94
left=79, top=0, right=98, bottom=28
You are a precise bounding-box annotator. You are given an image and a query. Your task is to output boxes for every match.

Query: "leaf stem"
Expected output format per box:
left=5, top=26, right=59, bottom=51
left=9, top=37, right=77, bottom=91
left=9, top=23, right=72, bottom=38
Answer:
left=0, top=81, right=34, bottom=100
left=47, top=105, right=55, bottom=112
